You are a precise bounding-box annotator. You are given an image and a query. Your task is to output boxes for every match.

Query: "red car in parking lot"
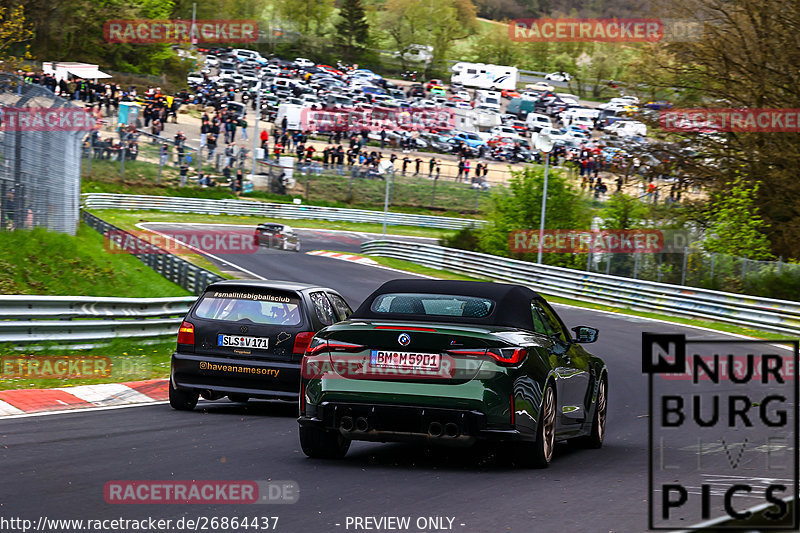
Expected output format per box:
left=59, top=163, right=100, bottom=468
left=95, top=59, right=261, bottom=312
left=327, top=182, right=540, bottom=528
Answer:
left=426, top=79, right=443, bottom=91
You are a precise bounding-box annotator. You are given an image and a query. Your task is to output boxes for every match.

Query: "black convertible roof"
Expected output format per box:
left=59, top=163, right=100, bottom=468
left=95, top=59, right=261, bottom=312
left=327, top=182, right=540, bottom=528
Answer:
left=350, top=279, right=543, bottom=330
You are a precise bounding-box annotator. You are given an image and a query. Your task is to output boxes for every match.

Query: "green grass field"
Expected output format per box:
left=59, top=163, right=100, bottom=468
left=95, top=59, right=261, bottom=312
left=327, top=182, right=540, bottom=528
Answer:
left=0, top=225, right=191, bottom=297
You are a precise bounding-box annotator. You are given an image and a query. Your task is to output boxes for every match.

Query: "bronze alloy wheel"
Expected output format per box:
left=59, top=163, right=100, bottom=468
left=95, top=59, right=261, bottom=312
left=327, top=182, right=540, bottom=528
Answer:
left=541, top=385, right=556, bottom=462
left=596, top=379, right=607, bottom=444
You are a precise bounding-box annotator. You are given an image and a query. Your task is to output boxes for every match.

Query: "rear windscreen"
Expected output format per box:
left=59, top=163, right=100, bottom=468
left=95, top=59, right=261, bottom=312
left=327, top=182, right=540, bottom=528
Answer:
left=371, top=293, right=495, bottom=318
left=194, top=290, right=303, bottom=326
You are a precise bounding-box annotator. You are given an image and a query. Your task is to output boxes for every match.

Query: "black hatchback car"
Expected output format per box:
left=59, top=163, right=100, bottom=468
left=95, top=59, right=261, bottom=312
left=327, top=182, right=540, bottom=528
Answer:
left=169, top=280, right=352, bottom=410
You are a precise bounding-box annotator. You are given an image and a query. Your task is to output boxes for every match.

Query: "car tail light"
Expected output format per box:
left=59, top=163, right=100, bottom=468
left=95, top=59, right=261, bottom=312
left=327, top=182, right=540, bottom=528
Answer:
left=374, top=326, right=437, bottom=332
left=177, top=321, right=195, bottom=344
left=510, top=394, right=516, bottom=425
left=294, top=332, right=316, bottom=354
left=487, top=347, right=528, bottom=366
left=446, top=348, right=488, bottom=357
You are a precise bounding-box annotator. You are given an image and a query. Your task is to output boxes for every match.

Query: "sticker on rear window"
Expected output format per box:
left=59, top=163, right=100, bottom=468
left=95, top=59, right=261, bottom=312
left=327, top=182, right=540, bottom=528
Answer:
left=210, top=291, right=293, bottom=303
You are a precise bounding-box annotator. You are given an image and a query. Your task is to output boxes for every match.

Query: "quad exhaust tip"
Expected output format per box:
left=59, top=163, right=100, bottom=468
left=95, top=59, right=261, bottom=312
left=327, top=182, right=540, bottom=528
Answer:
left=340, top=416, right=354, bottom=432
left=428, top=421, right=443, bottom=437
left=355, top=417, right=369, bottom=432
left=444, top=423, right=460, bottom=437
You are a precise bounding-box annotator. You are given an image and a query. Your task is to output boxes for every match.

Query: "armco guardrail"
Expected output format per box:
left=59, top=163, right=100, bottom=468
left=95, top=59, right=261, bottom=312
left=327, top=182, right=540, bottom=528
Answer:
left=82, top=210, right=225, bottom=295
left=0, top=295, right=195, bottom=345
left=360, top=241, right=800, bottom=336
left=81, top=193, right=486, bottom=230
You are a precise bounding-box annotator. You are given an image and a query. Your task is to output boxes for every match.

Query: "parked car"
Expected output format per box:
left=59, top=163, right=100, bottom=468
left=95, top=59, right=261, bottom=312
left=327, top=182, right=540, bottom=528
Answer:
left=170, top=280, right=353, bottom=410
left=255, top=223, right=301, bottom=251
left=526, top=81, right=555, bottom=93
left=426, top=79, right=443, bottom=91
left=526, top=113, right=552, bottom=132
left=605, top=120, right=647, bottom=137
left=452, top=131, right=488, bottom=149
left=294, top=57, right=315, bottom=68
left=298, top=279, right=608, bottom=468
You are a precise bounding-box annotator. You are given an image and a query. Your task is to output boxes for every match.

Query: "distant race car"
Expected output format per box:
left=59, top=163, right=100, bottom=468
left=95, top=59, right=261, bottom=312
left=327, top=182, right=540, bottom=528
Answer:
left=170, top=280, right=353, bottom=410
left=298, top=279, right=608, bottom=468
left=255, top=223, right=301, bottom=252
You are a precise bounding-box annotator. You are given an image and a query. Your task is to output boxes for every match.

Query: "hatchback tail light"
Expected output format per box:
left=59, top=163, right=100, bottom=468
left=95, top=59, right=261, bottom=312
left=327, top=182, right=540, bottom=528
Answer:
left=177, top=321, right=195, bottom=345
left=294, top=331, right=316, bottom=354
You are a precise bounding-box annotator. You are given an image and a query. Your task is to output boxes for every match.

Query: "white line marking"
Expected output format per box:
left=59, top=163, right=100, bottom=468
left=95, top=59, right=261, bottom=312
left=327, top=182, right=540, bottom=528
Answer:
left=0, top=400, right=170, bottom=420
left=135, top=223, right=266, bottom=280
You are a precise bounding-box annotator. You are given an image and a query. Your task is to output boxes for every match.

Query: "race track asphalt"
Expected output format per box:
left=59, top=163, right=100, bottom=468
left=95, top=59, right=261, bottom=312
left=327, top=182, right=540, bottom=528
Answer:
left=1, top=225, right=794, bottom=532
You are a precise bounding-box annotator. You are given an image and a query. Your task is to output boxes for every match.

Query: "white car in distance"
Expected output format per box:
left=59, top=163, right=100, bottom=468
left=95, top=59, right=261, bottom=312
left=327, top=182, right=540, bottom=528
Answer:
left=544, top=72, right=571, bottom=82
left=294, top=57, right=315, bottom=68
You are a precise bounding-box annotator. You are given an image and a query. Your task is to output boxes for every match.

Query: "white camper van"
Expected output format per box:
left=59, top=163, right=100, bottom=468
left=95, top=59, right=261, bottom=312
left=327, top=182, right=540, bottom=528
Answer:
left=451, top=63, right=519, bottom=91
left=276, top=104, right=304, bottom=131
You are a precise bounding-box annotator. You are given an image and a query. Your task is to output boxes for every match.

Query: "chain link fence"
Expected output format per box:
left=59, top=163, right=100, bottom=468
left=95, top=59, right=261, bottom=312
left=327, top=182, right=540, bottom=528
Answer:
left=0, top=73, right=90, bottom=235
left=259, top=156, right=492, bottom=214
left=587, top=248, right=800, bottom=300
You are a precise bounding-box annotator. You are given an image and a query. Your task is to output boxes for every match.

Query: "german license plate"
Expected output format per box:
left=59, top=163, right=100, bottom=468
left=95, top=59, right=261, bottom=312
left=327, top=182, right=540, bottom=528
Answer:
left=218, top=334, right=269, bottom=349
left=370, top=350, right=440, bottom=370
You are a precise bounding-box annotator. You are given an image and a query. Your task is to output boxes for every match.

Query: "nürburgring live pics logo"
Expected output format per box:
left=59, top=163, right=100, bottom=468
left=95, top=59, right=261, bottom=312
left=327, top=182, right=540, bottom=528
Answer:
left=643, top=333, right=799, bottom=530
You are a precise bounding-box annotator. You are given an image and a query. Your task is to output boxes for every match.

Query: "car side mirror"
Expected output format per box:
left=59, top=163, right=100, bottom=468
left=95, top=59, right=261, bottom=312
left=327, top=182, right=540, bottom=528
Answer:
left=572, top=326, right=598, bottom=343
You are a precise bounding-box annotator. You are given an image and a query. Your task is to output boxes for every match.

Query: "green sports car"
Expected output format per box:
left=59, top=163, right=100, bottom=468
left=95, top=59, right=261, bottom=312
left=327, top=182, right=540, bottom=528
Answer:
left=297, top=279, right=608, bottom=468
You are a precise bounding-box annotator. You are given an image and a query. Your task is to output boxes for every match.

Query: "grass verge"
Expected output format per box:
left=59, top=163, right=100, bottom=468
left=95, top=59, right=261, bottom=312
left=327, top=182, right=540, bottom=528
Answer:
left=0, top=225, right=190, bottom=297
left=0, top=338, right=174, bottom=391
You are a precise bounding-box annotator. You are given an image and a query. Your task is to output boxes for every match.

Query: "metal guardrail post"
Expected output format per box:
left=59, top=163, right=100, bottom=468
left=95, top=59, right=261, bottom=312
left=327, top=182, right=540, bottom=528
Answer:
left=81, top=193, right=485, bottom=230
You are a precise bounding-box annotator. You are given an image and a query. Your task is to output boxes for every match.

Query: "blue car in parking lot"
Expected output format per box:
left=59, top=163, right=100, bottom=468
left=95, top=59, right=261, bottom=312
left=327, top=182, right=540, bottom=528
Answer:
left=452, top=131, right=488, bottom=150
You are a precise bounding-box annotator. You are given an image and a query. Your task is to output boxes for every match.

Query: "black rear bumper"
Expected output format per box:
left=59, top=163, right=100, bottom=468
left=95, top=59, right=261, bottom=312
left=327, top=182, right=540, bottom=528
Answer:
left=171, top=352, right=300, bottom=400
left=298, top=402, right=531, bottom=445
